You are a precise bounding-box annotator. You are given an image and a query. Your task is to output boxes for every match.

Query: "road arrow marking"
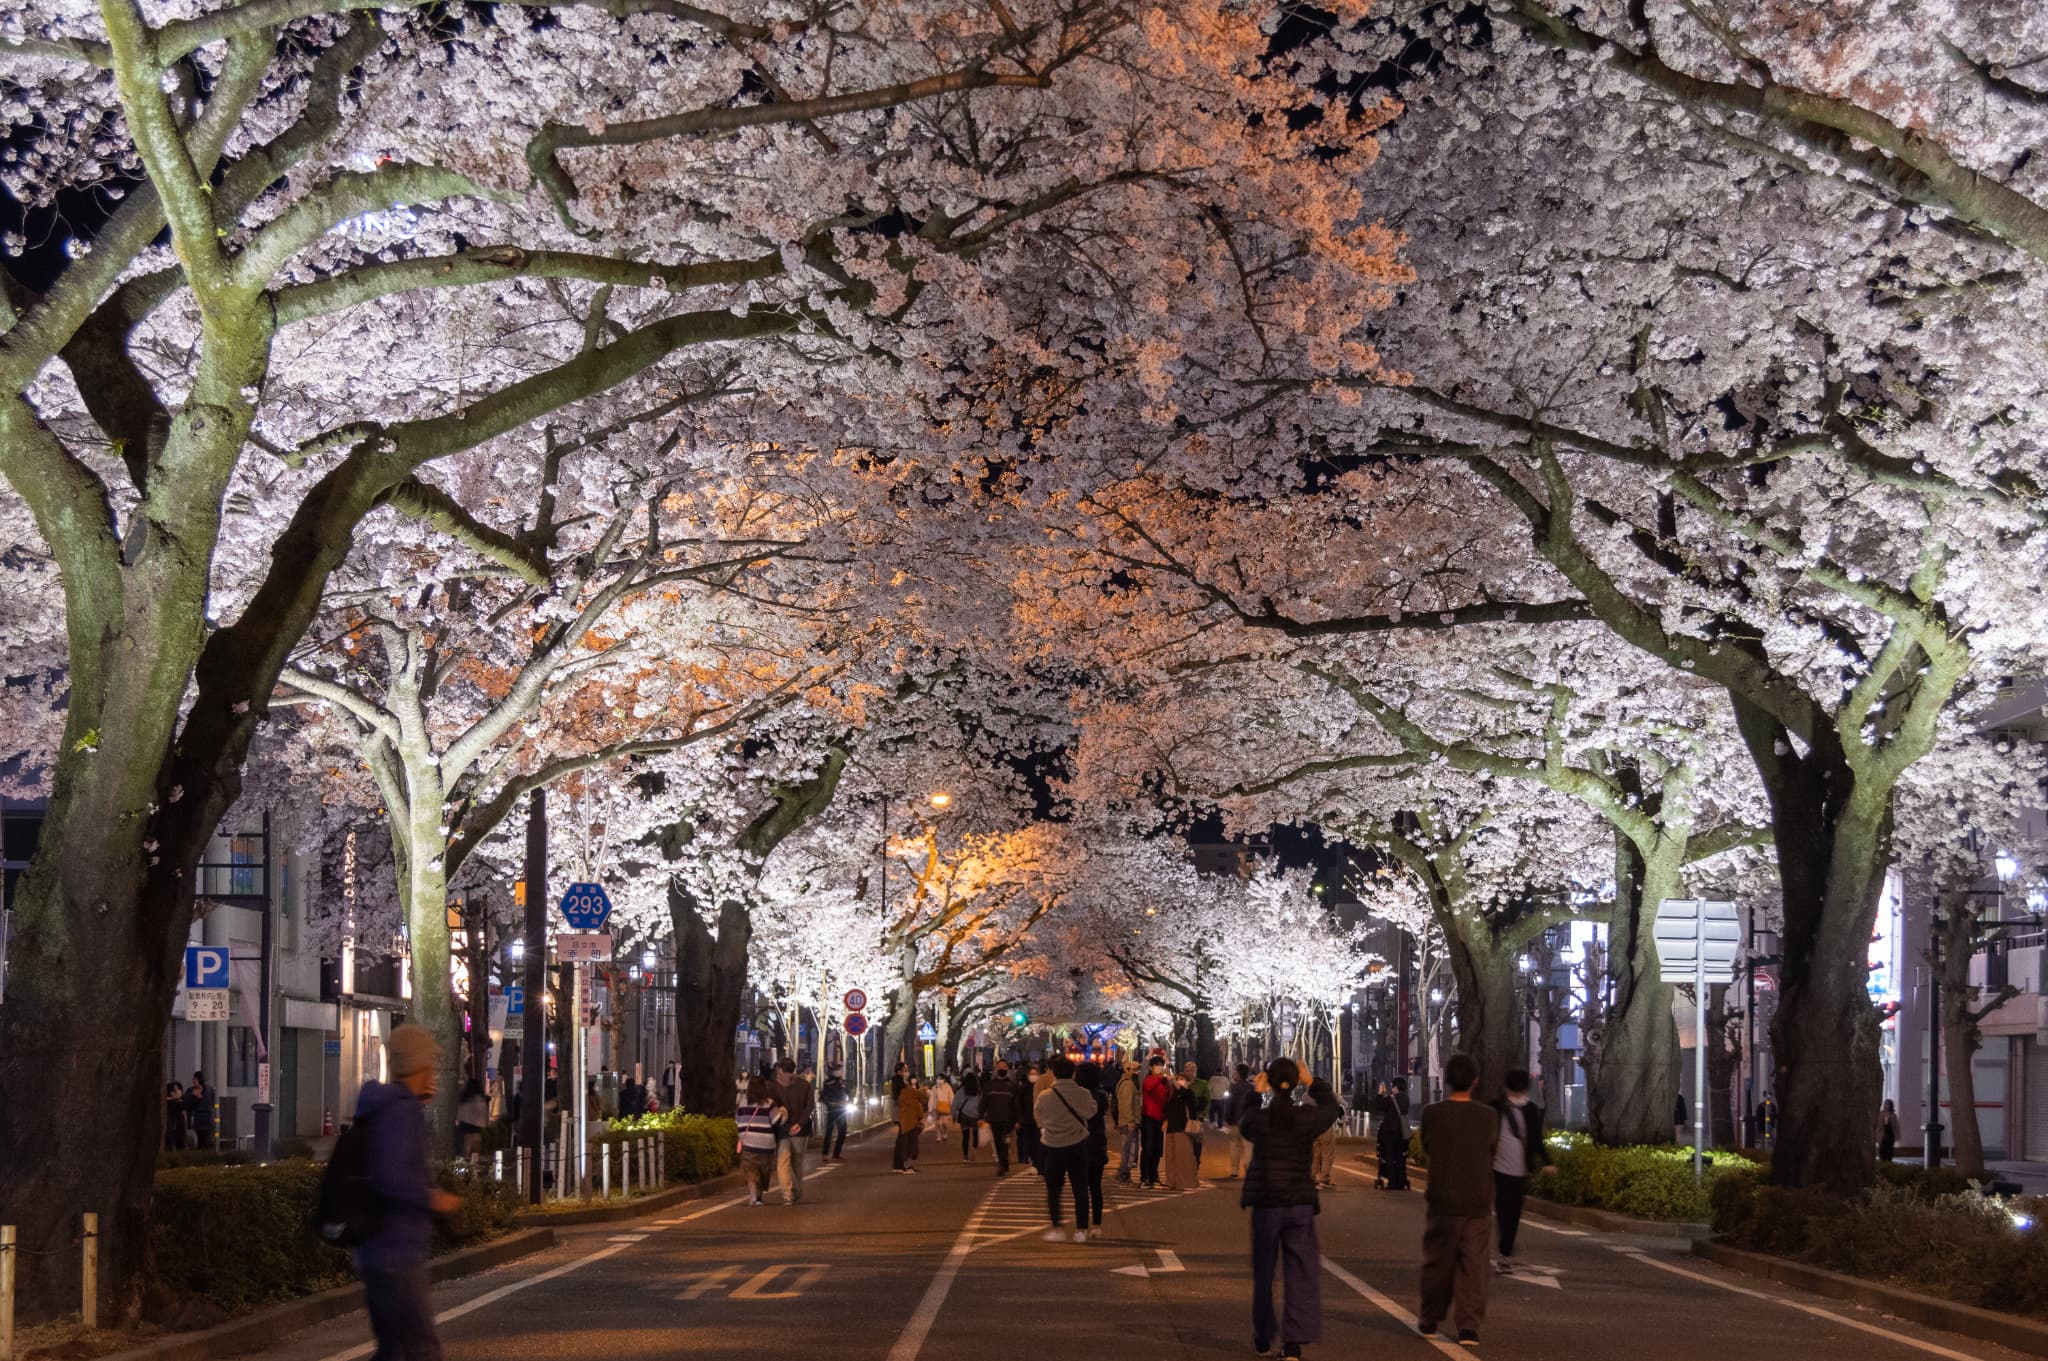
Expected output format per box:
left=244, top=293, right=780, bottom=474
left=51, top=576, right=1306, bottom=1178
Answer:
left=1114, top=1249, right=1186, bottom=1277
left=1155, top=1249, right=1184, bottom=1273
left=1507, top=1265, right=1563, bottom=1290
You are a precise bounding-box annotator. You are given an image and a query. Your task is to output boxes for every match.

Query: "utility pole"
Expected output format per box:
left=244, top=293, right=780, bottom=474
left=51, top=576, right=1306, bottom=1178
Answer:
left=520, top=790, right=548, bottom=1205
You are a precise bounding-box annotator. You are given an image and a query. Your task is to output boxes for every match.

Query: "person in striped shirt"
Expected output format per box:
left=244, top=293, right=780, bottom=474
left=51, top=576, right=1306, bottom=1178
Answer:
left=736, top=1077, right=789, bottom=1206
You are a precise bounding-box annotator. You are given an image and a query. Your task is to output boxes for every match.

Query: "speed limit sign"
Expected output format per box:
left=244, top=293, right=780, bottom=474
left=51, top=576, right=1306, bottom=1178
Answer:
left=843, top=988, right=868, bottom=1013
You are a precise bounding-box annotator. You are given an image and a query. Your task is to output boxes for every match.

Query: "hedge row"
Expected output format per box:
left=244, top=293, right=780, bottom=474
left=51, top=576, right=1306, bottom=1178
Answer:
left=1712, top=1169, right=2048, bottom=1318
left=1532, top=1133, right=1762, bottom=1223
left=605, top=1110, right=739, bottom=1185
left=146, top=1161, right=521, bottom=1327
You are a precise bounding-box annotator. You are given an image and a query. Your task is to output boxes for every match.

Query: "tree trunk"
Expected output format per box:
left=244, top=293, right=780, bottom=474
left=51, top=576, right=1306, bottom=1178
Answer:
left=1739, top=702, right=1891, bottom=1195
left=882, top=963, right=919, bottom=1077
left=1444, top=935, right=1519, bottom=1100
left=672, top=886, right=751, bottom=1115
left=1195, top=1009, right=1222, bottom=1077
left=1590, top=838, right=1682, bottom=1145
left=1937, top=893, right=2003, bottom=1176
left=391, top=792, right=461, bottom=1147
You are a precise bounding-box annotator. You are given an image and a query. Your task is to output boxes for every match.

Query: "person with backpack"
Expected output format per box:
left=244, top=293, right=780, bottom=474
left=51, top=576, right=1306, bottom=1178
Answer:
left=981, top=1064, right=1018, bottom=1176
left=1491, top=1068, right=1554, bottom=1275
left=820, top=1067, right=851, bottom=1162
left=1033, top=1057, right=1094, bottom=1241
left=347, top=1023, right=463, bottom=1360
left=957, top=1073, right=984, bottom=1162
left=736, top=1076, right=788, bottom=1205
left=1074, top=1061, right=1112, bottom=1234
left=1239, top=1056, right=1342, bottom=1361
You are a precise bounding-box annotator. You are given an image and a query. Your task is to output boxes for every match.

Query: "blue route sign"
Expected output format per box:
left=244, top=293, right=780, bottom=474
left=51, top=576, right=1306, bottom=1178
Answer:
left=557, top=882, right=612, bottom=931
left=185, top=946, right=229, bottom=989
left=506, top=984, right=525, bottom=1017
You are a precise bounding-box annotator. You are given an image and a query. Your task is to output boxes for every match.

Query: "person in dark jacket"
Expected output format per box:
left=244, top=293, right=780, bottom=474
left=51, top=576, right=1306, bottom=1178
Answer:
left=981, top=1065, right=1018, bottom=1175
left=1015, top=1063, right=1042, bottom=1167
left=1374, top=1080, right=1410, bottom=1190
left=1491, top=1068, right=1553, bottom=1273
left=1074, top=1062, right=1111, bottom=1232
left=1223, top=1064, right=1256, bottom=1178
left=187, top=1072, right=216, bottom=1152
left=353, top=1024, right=462, bottom=1361
left=164, top=1081, right=189, bottom=1151
left=821, top=1067, right=851, bottom=1162
left=1239, top=1057, right=1342, bottom=1361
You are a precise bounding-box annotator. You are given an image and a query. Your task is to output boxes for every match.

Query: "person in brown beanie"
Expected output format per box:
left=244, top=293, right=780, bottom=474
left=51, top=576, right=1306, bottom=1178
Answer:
left=354, top=1022, right=461, bottom=1360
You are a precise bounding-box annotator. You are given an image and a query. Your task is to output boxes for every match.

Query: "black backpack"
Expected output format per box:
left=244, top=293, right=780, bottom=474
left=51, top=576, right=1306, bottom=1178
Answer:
left=313, top=1110, right=383, bottom=1248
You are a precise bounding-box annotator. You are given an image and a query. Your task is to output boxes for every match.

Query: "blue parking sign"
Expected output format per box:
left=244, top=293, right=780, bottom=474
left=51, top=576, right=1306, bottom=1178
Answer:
left=185, top=946, right=229, bottom=989
left=557, top=882, right=612, bottom=931
left=506, top=984, right=525, bottom=1017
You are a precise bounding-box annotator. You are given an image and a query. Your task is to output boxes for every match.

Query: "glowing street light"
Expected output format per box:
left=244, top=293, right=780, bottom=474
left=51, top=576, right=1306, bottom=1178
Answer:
left=929, top=791, right=953, bottom=809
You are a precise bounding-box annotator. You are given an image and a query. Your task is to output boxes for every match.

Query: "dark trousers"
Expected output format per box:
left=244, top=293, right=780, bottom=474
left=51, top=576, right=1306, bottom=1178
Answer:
left=961, top=1120, right=980, bottom=1159
left=1250, top=1204, right=1322, bottom=1350
left=1419, top=1212, right=1490, bottom=1333
left=988, top=1121, right=1014, bottom=1174
left=1140, top=1116, right=1164, bottom=1184
left=1018, top=1120, right=1040, bottom=1164
left=1494, top=1172, right=1527, bottom=1257
left=824, top=1107, right=848, bottom=1157
left=1083, top=1157, right=1105, bottom=1226
left=1042, top=1142, right=1087, bottom=1226
left=893, top=1124, right=920, bottom=1169
left=362, top=1262, right=443, bottom=1361
left=1378, top=1146, right=1409, bottom=1189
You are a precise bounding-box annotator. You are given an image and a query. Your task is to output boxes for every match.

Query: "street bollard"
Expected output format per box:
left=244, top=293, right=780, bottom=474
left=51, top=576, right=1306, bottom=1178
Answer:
left=601, top=1142, right=611, bottom=1199
left=639, top=1138, right=648, bottom=1194
left=493, top=1150, right=503, bottom=1183
left=658, top=1137, right=666, bottom=1185
left=81, top=1212, right=97, bottom=1330
left=623, top=1140, right=632, bottom=1197
left=2, top=1224, right=15, bottom=1361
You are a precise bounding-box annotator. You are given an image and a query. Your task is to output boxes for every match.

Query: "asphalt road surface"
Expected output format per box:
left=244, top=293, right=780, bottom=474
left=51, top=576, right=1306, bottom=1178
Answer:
left=242, top=1129, right=2025, bottom=1361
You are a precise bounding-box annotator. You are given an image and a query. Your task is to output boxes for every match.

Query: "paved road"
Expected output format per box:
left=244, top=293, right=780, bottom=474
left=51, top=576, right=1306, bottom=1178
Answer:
left=246, top=1130, right=2024, bottom=1361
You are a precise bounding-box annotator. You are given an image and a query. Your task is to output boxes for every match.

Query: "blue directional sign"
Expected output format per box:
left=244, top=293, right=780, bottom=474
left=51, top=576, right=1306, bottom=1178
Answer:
left=557, top=882, right=612, bottom=931
left=506, top=984, right=525, bottom=1017
left=185, top=946, right=229, bottom=989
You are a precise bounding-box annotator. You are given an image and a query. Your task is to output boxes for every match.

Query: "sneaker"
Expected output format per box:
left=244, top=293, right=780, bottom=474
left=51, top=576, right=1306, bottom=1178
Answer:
left=1255, top=1345, right=1275, bottom=1358
left=1043, top=1228, right=1068, bottom=1242
left=1416, top=1322, right=1438, bottom=1338
left=1457, top=1331, right=1480, bottom=1347
left=1073, top=1228, right=1090, bottom=1243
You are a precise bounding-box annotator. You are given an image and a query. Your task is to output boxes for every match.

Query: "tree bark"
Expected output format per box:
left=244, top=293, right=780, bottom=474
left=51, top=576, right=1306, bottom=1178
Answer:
left=1590, top=837, right=1682, bottom=1144
left=1936, top=891, right=2010, bottom=1177
left=1739, top=701, right=1891, bottom=1195
left=1444, top=934, right=1520, bottom=1100
left=671, top=886, right=751, bottom=1115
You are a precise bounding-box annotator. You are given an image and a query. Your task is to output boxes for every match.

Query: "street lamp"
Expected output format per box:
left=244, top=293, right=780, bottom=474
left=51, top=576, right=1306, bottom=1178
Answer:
left=929, top=791, right=953, bottom=809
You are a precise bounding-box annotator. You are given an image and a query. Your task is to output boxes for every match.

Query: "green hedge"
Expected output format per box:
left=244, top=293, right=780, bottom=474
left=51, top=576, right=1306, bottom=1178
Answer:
left=146, top=1160, right=521, bottom=1327
left=1533, top=1133, right=1762, bottom=1223
left=607, top=1110, right=738, bottom=1184
left=1713, top=1174, right=2048, bottom=1318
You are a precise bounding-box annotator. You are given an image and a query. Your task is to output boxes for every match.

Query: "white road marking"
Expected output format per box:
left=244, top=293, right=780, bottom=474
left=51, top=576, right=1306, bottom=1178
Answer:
left=730, top=1263, right=829, bottom=1300
left=1333, top=1163, right=1590, bottom=1235
left=677, top=1265, right=741, bottom=1300
left=884, top=1182, right=1001, bottom=1361
left=1615, top=1249, right=1995, bottom=1361
left=313, top=1164, right=838, bottom=1361
left=607, top=1234, right=647, bottom=1243
left=1505, top=1264, right=1563, bottom=1290
left=1322, top=1257, right=1467, bottom=1358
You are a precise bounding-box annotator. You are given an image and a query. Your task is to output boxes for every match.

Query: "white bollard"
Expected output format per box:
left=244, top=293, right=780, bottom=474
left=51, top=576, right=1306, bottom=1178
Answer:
left=493, top=1149, right=504, bottom=1183
left=81, top=1212, right=97, bottom=1330
left=602, top=1142, right=611, bottom=1199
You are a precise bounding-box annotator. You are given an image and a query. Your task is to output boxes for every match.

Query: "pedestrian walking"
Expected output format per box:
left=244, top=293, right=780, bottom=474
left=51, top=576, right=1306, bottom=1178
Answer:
left=1674, top=1090, right=1690, bottom=1145
left=736, top=1077, right=787, bottom=1205
left=1877, top=1098, right=1901, bottom=1163
left=1115, top=1059, right=1143, bottom=1184
left=352, top=1023, right=463, bottom=1361
left=982, top=1065, right=1018, bottom=1175
left=1224, top=1064, right=1256, bottom=1178
left=456, top=1078, right=489, bottom=1162
left=957, top=1073, right=983, bottom=1161
left=1492, top=1069, right=1554, bottom=1274
left=1034, top=1057, right=1094, bottom=1241
left=661, top=1061, right=679, bottom=1112
left=1417, top=1054, right=1498, bottom=1346
left=1163, top=1070, right=1201, bottom=1189
left=933, top=1074, right=955, bottom=1141
left=1140, top=1054, right=1171, bottom=1187
left=1074, top=1061, right=1111, bottom=1234
left=187, top=1071, right=216, bottom=1152
left=773, top=1058, right=814, bottom=1203
left=894, top=1075, right=928, bottom=1172
left=163, top=1081, right=189, bottom=1152
left=1239, top=1056, right=1342, bottom=1361
left=1373, top=1080, right=1411, bottom=1190
left=821, top=1066, right=851, bottom=1161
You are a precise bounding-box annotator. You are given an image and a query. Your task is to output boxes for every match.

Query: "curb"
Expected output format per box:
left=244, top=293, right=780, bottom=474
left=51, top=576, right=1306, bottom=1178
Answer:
left=511, top=1172, right=745, bottom=1227
left=508, top=1121, right=894, bottom=1228
left=102, top=1229, right=556, bottom=1361
left=1692, top=1240, right=2048, bottom=1358
left=1347, top=1152, right=1706, bottom=1238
